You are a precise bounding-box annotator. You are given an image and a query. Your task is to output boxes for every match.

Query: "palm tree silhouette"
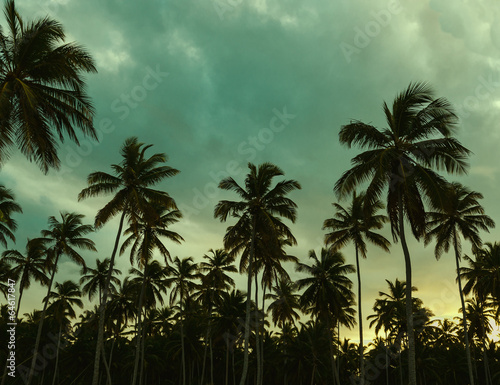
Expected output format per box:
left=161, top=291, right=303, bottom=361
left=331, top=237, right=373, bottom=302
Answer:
left=334, top=82, right=470, bottom=385
left=78, top=136, right=179, bottom=385
left=214, top=162, right=300, bottom=385
left=425, top=182, right=495, bottom=384
left=296, top=247, right=355, bottom=385
left=27, top=212, right=95, bottom=385
left=323, top=191, right=390, bottom=383
left=0, top=0, right=97, bottom=172
left=0, top=185, right=22, bottom=247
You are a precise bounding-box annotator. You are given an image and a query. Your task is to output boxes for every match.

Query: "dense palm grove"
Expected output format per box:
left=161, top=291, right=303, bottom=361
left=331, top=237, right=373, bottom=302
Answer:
left=0, top=1, right=500, bottom=385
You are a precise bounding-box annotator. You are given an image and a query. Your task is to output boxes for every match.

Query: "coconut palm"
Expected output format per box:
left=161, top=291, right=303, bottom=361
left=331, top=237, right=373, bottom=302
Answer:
left=27, top=211, right=95, bottom=385
left=296, top=247, right=355, bottom=385
left=0, top=259, right=12, bottom=299
left=462, top=242, right=500, bottom=302
left=0, top=185, right=22, bottom=247
left=45, top=280, right=83, bottom=385
left=196, top=248, right=237, bottom=385
left=266, top=277, right=301, bottom=328
left=80, top=258, right=121, bottom=305
left=120, top=204, right=183, bottom=385
left=323, top=191, right=390, bottom=383
left=3, top=238, right=49, bottom=319
left=425, top=182, right=495, bottom=384
left=165, top=256, right=201, bottom=385
left=78, top=136, right=179, bottom=385
left=0, top=0, right=97, bottom=172
left=214, top=162, right=300, bottom=385
left=334, top=82, right=471, bottom=385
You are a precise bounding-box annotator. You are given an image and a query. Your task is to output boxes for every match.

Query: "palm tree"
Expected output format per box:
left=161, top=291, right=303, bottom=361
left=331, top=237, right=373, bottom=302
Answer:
left=165, top=256, right=200, bottom=385
left=80, top=258, right=121, bottom=306
left=462, top=242, right=500, bottom=302
left=323, top=191, right=390, bottom=383
left=265, top=277, right=301, bottom=328
left=296, top=247, right=356, bottom=385
left=197, top=248, right=237, bottom=385
left=0, top=0, right=97, bottom=172
left=425, top=182, right=495, bottom=385
left=45, top=280, right=83, bottom=385
left=0, top=259, right=12, bottom=299
left=3, top=238, right=49, bottom=319
left=121, top=204, right=183, bottom=385
left=0, top=185, right=22, bottom=247
left=214, top=162, right=301, bottom=385
left=78, top=136, right=179, bottom=385
left=129, top=260, right=169, bottom=385
left=27, top=212, right=96, bottom=385
left=334, top=82, right=471, bottom=385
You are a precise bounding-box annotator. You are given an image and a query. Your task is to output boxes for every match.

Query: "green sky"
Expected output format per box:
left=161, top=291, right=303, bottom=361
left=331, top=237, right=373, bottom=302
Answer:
left=4, top=0, right=500, bottom=343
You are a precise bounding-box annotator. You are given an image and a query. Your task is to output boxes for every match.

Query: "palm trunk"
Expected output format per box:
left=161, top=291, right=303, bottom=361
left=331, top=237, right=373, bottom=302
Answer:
left=225, top=336, right=230, bottom=385
left=92, top=209, right=127, bottom=385
left=480, top=318, right=492, bottom=385
left=27, top=252, right=60, bottom=385
left=254, top=272, right=261, bottom=385
left=355, top=246, right=365, bottom=385
left=139, top=316, right=147, bottom=385
left=398, top=192, right=416, bottom=385
left=238, top=215, right=256, bottom=385
left=326, top=317, right=339, bottom=385
left=180, top=288, right=186, bottom=385
left=51, top=323, right=63, bottom=385
left=200, top=302, right=212, bottom=385
left=260, top=284, right=267, bottom=384
left=132, top=261, right=147, bottom=385
left=453, top=232, right=475, bottom=385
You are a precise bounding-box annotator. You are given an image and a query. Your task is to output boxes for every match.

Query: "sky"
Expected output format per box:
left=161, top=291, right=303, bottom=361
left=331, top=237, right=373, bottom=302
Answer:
left=3, top=0, right=500, bottom=344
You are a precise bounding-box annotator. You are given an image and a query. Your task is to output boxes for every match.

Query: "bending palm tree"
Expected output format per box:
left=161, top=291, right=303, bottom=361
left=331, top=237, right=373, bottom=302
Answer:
left=425, top=182, right=495, bottom=385
left=78, top=136, right=179, bottom=385
left=214, top=162, right=300, bottom=385
left=334, top=82, right=470, bottom=385
left=323, top=191, right=390, bottom=383
left=0, top=0, right=97, bottom=172
left=296, top=247, right=356, bottom=385
left=27, top=212, right=96, bottom=385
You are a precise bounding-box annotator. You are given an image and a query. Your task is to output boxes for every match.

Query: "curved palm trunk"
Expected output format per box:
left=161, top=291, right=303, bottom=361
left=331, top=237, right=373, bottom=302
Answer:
left=27, top=252, right=60, bottom=385
left=398, top=193, right=416, bottom=385
left=92, top=209, right=127, bottom=385
left=132, top=261, right=147, bottom=385
left=355, top=246, right=365, bottom=385
left=238, top=216, right=256, bottom=385
left=51, top=323, right=63, bottom=385
left=453, top=232, right=475, bottom=385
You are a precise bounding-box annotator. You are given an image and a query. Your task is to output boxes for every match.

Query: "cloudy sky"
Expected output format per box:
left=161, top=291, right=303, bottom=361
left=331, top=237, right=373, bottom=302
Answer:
left=4, top=0, right=500, bottom=343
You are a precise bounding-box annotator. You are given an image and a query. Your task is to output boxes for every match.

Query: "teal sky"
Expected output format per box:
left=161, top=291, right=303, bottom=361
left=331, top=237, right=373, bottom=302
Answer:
left=4, top=0, right=500, bottom=343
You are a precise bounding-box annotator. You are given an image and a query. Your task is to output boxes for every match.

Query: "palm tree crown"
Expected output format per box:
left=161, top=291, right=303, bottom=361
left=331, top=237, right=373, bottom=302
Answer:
left=0, top=0, right=97, bottom=172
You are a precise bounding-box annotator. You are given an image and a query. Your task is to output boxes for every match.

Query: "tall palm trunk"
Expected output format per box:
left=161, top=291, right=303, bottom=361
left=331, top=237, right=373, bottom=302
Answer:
left=480, top=317, right=492, bottom=385
left=225, top=336, right=230, bottom=385
left=27, top=252, right=60, bottom=385
left=92, top=209, right=127, bottom=385
left=260, top=284, right=267, bottom=384
left=326, top=317, right=339, bottom=385
left=453, top=232, right=475, bottom=385
left=355, top=246, right=365, bottom=384
left=132, top=260, right=147, bottom=385
left=51, top=323, right=63, bottom=385
left=238, top=216, right=256, bottom=385
left=180, top=287, right=186, bottom=385
left=398, top=192, right=416, bottom=385
left=254, top=272, right=261, bottom=385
